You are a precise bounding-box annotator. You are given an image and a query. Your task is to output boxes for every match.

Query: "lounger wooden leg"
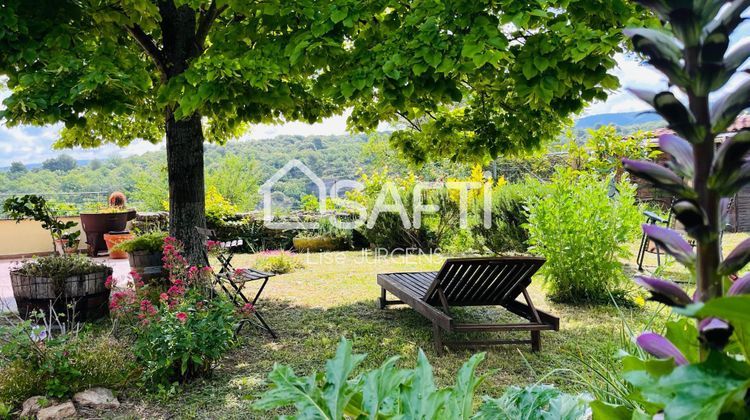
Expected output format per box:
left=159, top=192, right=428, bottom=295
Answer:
left=379, top=288, right=387, bottom=309
left=531, top=331, right=541, bottom=352
left=433, top=323, right=444, bottom=356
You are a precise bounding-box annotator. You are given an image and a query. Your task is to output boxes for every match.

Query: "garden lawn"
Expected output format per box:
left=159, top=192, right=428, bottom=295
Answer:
left=115, top=233, right=748, bottom=418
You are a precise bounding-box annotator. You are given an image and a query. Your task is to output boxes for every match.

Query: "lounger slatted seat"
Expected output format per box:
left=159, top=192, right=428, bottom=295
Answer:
left=377, top=256, right=559, bottom=355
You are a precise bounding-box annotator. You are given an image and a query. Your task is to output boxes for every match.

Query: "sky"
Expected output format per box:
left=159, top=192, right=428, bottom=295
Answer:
left=1, top=20, right=748, bottom=168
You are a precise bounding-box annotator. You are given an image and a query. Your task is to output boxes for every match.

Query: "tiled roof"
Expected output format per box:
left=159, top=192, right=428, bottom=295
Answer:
left=643, top=114, right=750, bottom=145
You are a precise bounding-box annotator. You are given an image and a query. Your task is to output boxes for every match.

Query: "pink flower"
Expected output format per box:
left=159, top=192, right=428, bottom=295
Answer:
left=176, top=312, right=188, bottom=323
left=239, top=303, right=255, bottom=316
left=159, top=293, right=169, bottom=301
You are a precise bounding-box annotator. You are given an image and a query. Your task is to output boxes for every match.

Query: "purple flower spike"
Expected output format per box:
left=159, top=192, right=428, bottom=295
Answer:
left=636, top=332, right=689, bottom=365
left=622, top=159, right=687, bottom=195
left=728, top=273, right=750, bottom=296
left=718, top=237, right=750, bottom=275
left=642, top=224, right=695, bottom=268
left=699, top=318, right=733, bottom=350
left=659, top=134, right=693, bottom=176
left=635, top=276, right=693, bottom=306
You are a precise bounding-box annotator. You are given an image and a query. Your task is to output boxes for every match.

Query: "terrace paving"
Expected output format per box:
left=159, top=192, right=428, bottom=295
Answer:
left=0, top=256, right=132, bottom=313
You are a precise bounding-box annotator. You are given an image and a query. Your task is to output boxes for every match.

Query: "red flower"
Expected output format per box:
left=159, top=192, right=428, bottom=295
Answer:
left=239, top=303, right=255, bottom=316
left=176, top=312, right=188, bottom=323
left=104, top=276, right=114, bottom=289
left=159, top=293, right=169, bottom=301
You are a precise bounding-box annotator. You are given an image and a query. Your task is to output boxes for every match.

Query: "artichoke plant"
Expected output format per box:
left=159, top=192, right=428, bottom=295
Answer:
left=592, top=0, right=750, bottom=418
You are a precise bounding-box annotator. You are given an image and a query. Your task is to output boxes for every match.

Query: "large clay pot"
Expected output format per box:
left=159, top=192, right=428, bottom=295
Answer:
left=293, top=236, right=339, bottom=252
left=10, top=266, right=113, bottom=321
left=103, top=232, right=134, bottom=259
left=80, top=210, right=137, bottom=256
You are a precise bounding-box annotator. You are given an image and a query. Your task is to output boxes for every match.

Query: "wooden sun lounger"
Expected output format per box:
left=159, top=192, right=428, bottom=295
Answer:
left=377, top=256, right=559, bottom=355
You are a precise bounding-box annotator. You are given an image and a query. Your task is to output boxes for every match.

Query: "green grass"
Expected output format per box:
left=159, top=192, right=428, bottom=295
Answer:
left=104, top=232, right=750, bottom=419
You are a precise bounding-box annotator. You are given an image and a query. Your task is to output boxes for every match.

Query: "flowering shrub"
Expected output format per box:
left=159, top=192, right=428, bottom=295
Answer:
left=592, top=1, right=750, bottom=418
left=109, top=236, right=238, bottom=385
left=254, top=250, right=304, bottom=274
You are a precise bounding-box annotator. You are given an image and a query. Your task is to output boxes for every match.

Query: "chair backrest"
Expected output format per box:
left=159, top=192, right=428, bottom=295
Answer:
left=424, top=256, right=545, bottom=305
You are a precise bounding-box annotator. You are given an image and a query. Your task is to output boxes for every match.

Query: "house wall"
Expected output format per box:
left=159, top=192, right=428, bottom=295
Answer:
left=0, top=217, right=87, bottom=258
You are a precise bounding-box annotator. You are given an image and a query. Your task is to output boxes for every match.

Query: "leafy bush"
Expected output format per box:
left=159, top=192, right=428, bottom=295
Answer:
left=13, top=254, right=109, bottom=278
left=0, top=320, right=136, bottom=406
left=254, top=250, right=304, bottom=274
left=254, top=337, right=488, bottom=418
left=113, top=231, right=168, bottom=253
left=526, top=169, right=641, bottom=304
left=472, top=178, right=543, bottom=254
left=476, top=384, right=590, bottom=420
left=110, top=237, right=238, bottom=386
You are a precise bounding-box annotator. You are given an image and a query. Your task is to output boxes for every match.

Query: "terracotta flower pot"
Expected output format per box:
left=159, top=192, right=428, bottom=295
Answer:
left=104, top=232, right=134, bottom=259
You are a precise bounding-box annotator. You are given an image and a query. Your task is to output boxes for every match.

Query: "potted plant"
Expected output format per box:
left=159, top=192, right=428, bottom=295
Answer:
left=114, top=231, right=168, bottom=282
left=79, top=191, right=137, bottom=256
left=9, top=254, right=113, bottom=320
left=2, top=194, right=81, bottom=254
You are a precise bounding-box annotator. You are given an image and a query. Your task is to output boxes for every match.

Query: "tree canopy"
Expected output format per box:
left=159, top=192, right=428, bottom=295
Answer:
left=1, top=0, right=643, bottom=157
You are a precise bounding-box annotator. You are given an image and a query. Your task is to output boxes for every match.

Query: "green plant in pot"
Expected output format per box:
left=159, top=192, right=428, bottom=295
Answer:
left=2, top=195, right=81, bottom=254
left=114, top=231, right=168, bottom=282
left=9, top=254, right=113, bottom=321
left=591, top=0, right=750, bottom=417
left=79, top=192, right=137, bottom=257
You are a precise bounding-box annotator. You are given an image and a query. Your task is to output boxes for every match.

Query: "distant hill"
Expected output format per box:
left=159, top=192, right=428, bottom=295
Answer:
left=575, top=111, right=664, bottom=130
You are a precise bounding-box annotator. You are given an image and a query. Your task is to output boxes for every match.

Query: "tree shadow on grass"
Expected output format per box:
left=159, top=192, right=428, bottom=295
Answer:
left=118, top=296, right=649, bottom=419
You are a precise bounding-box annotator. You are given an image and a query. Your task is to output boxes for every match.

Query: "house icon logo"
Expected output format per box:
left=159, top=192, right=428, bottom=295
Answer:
left=259, top=159, right=326, bottom=229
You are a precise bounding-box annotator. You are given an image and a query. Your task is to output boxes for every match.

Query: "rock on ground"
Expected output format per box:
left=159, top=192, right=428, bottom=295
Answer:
left=73, top=387, right=120, bottom=409
left=36, top=401, right=76, bottom=420
left=20, top=396, right=48, bottom=418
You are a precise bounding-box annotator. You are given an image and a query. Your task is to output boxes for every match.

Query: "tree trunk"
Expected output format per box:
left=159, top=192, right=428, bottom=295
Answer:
left=159, top=2, right=206, bottom=265
left=165, top=111, right=206, bottom=264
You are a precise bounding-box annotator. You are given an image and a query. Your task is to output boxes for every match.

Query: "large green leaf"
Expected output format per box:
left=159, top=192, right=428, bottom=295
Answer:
left=323, top=337, right=367, bottom=419
left=637, top=352, right=750, bottom=419
left=446, top=352, right=487, bottom=419
left=360, top=356, right=409, bottom=419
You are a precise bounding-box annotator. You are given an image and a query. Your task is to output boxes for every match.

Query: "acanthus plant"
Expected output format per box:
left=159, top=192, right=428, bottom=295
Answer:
left=593, top=0, right=750, bottom=418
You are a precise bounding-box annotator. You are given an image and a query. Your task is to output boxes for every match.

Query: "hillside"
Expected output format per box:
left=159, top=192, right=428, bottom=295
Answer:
left=574, top=111, right=663, bottom=129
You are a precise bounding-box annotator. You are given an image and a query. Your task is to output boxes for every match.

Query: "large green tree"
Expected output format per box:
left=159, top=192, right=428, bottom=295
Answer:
left=0, top=0, right=641, bottom=262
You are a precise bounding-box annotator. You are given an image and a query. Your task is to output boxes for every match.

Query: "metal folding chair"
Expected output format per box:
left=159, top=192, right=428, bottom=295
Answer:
left=196, top=227, right=278, bottom=338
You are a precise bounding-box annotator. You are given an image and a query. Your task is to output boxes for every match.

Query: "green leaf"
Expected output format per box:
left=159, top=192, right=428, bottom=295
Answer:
left=664, top=318, right=700, bottom=363
left=522, top=60, right=538, bottom=79
left=679, top=296, right=750, bottom=325
left=590, top=400, right=633, bottom=419
left=323, top=337, right=367, bottom=419
left=360, top=356, right=408, bottom=419
left=330, top=7, right=348, bottom=24
left=637, top=352, right=750, bottom=419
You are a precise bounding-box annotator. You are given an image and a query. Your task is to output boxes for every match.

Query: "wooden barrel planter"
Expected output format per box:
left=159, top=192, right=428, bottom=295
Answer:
left=10, top=266, right=113, bottom=321
left=128, top=250, right=165, bottom=283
